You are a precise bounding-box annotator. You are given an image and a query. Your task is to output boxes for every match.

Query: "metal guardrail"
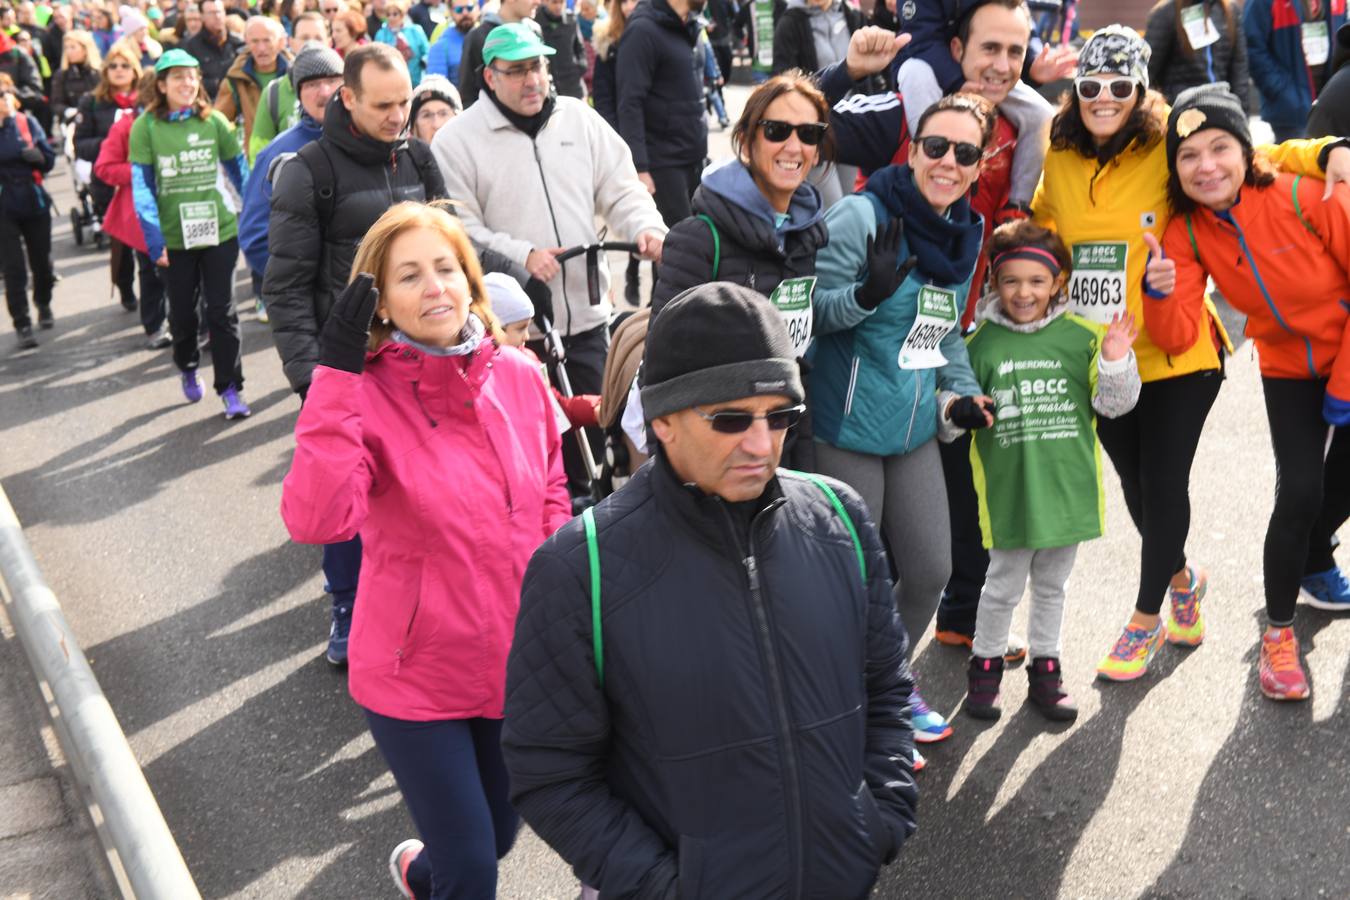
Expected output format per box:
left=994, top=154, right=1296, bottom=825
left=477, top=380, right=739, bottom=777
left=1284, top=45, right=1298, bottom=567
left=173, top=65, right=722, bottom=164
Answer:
left=0, top=485, right=201, bottom=900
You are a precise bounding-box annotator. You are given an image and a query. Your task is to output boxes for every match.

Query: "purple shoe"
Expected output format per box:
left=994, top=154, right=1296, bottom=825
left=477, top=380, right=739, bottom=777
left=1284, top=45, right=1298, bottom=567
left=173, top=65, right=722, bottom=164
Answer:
left=221, top=385, right=251, bottom=420
left=181, top=371, right=204, bottom=403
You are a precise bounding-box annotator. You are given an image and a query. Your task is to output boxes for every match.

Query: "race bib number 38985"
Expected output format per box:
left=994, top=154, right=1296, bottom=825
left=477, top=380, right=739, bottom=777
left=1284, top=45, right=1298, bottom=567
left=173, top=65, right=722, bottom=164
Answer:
left=1068, top=241, right=1127, bottom=325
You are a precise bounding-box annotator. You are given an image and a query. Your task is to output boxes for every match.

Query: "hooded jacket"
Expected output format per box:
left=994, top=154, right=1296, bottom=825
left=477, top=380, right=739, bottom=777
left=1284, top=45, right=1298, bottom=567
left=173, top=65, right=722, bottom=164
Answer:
left=502, top=455, right=917, bottom=899
left=281, top=337, right=571, bottom=722
left=1243, top=0, right=1347, bottom=128
left=263, top=92, right=447, bottom=395
left=431, top=92, right=667, bottom=337
left=810, top=164, right=984, bottom=457
left=215, top=50, right=292, bottom=148
left=92, top=110, right=147, bottom=253
left=651, top=157, right=829, bottom=315
left=615, top=0, right=706, bottom=171
left=1149, top=174, right=1350, bottom=422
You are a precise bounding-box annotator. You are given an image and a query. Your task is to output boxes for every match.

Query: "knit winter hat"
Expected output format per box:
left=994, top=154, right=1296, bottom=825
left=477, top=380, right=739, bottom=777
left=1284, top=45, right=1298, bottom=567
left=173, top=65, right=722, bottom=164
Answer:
left=119, top=5, right=149, bottom=34
left=410, top=74, right=462, bottom=118
left=482, top=272, right=534, bottom=325
left=290, top=42, right=343, bottom=91
left=1077, top=24, right=1150, bottom=89
left=1166, top=83, right=1251, bottom=170
left=640, top=283, right=803, bottom=422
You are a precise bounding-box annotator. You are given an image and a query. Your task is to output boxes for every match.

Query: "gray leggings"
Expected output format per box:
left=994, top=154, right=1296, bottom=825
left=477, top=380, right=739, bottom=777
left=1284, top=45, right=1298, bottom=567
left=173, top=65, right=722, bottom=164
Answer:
left=972, top=545, right=1078, bottom=661
left=814, top=439, right=951, bottom=654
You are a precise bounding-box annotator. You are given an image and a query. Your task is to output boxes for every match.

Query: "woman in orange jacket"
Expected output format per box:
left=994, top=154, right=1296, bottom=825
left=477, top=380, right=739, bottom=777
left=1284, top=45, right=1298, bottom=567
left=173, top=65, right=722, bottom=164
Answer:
left=1143, top=84, right=1350, bottom=703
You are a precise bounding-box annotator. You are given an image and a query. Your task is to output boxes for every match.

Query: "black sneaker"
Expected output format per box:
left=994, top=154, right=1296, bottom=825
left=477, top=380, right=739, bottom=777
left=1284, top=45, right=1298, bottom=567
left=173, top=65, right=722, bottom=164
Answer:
left=120, top=294, right=138, bottom=312
left=15, top=325, right=38, bottom=349
left=37, top=307, right=53, bottom=329
left=146, top=324, right=172, bottom=350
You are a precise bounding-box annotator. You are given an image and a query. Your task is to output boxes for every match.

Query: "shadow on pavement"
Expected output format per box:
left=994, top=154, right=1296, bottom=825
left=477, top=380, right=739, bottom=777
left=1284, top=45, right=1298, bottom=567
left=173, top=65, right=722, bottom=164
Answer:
left=1144, top=612, right=1349, bottom=897
left=876, top=642, right=1197, bottom=896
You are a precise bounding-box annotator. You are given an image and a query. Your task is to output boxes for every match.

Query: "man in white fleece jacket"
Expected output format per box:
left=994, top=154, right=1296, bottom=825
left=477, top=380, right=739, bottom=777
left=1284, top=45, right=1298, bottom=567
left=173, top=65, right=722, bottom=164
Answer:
left=431, top=22, right=666, bottom=390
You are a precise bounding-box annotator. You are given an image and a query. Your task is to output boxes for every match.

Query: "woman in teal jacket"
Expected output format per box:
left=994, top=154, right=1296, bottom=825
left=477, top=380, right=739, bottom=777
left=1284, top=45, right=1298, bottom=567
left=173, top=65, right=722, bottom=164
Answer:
left=374, top=0, right=431, bottom=85
left=811, top=93, right=996, bottom=757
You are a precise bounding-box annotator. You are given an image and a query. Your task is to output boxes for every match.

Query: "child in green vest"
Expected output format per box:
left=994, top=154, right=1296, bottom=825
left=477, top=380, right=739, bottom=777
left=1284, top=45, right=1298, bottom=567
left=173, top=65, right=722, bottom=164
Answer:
left=946, top=221, right=1141, bottom=722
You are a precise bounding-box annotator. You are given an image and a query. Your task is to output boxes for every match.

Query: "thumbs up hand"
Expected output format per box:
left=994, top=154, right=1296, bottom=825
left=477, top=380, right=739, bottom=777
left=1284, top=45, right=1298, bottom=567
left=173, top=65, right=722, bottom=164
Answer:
left=1142, top=232, right=1175, bottom=297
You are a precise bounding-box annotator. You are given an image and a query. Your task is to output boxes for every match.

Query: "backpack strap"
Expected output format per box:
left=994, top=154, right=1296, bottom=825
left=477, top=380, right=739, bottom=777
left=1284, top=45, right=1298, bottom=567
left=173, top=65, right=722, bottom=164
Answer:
left=1184, top=214, right=1200, bottom=263
left=297, top=140, right=337, bottom=234
left=582, top=506, right=604, bottom=686
left=405, top=138, right=441, bottom=199
left=1290, top=174, right=1320, bottom=240
left=797, top=473, right=866, bottom=583
left=696, top=213, right=720, bottom=280
left=266, top=78, right=283, bottom=131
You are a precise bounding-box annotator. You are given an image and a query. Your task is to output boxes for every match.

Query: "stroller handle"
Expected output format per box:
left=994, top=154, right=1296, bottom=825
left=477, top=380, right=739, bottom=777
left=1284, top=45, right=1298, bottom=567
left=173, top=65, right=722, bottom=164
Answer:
left=553, top=241, right=642, bottom=264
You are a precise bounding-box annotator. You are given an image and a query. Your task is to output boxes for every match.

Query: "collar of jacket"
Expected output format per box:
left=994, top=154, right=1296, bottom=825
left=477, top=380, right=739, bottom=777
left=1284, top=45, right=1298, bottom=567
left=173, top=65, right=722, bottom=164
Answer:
left=231, top=50, right=291, bottom=84
left=367, top=334, right=500, bottom=420
left=322, top=91, right=404, bottom=164
left=631, top=0, right=698, bottom=45
left=649, top=448, right=788, bottom=555
left=480, top=88, right=557, bottom=136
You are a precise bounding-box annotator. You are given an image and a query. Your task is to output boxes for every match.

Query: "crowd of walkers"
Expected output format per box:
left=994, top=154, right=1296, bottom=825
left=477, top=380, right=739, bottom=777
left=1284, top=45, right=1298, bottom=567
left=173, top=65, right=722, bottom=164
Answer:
left=7, top=0, right=1350, bottom=895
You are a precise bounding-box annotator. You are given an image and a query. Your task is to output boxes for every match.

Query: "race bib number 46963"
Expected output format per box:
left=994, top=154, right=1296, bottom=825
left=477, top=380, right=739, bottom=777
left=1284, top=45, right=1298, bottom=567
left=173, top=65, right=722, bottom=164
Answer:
left=1068, top=241, right=1127, bottom=324
left=898, top=285, right=957, bottom=369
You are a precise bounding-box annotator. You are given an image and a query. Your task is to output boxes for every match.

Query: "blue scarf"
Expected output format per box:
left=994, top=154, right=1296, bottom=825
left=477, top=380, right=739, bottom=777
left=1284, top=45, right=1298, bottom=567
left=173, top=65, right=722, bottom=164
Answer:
left=863, top=163, right=984, bottom=285
left=392, top=313, right=485, bottom=357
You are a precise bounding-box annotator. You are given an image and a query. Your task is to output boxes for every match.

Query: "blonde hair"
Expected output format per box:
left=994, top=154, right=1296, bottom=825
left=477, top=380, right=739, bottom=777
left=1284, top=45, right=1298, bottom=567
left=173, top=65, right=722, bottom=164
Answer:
left=93, top=44, right=143, bottom=102
left=352, top=201, right=504, bottom=349
left=61, top=29, right=103, bottom=70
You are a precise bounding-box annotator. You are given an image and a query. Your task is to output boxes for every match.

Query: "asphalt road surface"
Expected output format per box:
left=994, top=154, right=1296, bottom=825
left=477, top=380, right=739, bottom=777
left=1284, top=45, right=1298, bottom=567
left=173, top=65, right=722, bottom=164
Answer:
left=2, top=109, right=1347, bottom=898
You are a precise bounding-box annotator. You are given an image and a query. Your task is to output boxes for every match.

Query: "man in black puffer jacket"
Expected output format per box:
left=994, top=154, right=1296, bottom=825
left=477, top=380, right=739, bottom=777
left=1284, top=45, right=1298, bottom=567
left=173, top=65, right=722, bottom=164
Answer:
left=264, top=44, right=446, bottom=401
left=504, top=283, right=917, bottom=900
left=616, top=0, right=708, bottom=226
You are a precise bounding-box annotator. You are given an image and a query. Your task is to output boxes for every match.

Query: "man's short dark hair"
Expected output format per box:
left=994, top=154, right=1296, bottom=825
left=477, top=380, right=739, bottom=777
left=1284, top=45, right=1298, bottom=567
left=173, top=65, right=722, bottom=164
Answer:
left=955, top=0, right=1033, bottom=47
left=344, top=42, right=405, bottom=94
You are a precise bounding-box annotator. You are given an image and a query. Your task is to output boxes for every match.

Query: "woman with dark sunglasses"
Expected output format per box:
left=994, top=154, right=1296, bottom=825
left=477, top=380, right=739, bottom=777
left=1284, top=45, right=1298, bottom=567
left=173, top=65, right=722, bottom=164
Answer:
left=811, top=92, right=997, bottom=765
left=1031, top=25, right=1350, bottom=682
left=649, top=73, right=833, bottom=469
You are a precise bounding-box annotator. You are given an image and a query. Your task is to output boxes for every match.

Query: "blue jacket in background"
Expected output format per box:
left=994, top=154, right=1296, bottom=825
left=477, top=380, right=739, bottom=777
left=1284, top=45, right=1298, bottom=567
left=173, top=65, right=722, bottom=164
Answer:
left=1244, top=0, right=1346, bottom=127
left=426, top=24, right=468, bottom=85
left=809, top=174, right=983, bottom=458
left=239, top=114, right=324, bottom=276
left=375, top=22, right=431, bottom=85
left=0, top=112, right=56, bottom=218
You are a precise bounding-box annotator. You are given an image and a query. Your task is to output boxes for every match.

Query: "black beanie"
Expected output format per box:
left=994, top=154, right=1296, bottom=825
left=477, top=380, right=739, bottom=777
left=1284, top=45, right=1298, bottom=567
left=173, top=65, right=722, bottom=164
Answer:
left=1166, top=83, right=1251, bottom=171
left=640, top=282, right=804, bottom=422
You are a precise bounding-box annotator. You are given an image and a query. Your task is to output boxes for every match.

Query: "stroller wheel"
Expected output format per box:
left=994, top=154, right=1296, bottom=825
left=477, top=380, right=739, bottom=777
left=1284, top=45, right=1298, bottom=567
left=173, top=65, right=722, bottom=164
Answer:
left=70, top=208, right=84, bottom=246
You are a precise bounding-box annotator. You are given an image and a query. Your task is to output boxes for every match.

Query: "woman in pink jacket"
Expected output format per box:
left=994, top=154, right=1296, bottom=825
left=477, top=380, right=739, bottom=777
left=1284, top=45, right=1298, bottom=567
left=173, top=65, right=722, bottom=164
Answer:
left=93, top=71, right=170, bottom=349
left=280, top=201, right=570, bottom=900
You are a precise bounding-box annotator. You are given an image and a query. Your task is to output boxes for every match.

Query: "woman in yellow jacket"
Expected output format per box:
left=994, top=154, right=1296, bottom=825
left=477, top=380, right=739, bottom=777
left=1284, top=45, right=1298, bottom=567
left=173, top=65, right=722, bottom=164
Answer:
left=1031, top=25, right=1350, bottom=681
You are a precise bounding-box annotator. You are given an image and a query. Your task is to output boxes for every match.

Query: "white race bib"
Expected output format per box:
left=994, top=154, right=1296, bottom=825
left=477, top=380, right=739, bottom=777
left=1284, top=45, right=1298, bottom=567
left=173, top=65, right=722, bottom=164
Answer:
left=1302, top=20, right=1330, bottom=66
left=1068, top=242, right=1128, bottom=325
left=898, top=285, right=958, bottom=370
left=769, top=275, right=816, bottom=358
left=1181, top=4, right=1220, bottom=48
left=179, top=201, right=219, bottom=249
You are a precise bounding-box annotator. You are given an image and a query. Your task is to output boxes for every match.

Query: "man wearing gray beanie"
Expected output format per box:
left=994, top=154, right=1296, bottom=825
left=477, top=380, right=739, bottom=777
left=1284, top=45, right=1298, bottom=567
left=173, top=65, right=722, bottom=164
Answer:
left=504, top=281, right=919, bottom=898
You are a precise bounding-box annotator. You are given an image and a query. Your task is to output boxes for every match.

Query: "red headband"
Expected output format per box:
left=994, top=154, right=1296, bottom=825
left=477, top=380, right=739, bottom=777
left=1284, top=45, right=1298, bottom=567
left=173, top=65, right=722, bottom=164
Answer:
left=991, top=246, right=1062, bottom=277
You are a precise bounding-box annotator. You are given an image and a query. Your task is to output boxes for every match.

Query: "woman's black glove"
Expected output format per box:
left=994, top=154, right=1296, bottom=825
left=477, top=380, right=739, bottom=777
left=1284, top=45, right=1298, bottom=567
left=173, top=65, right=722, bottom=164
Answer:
left=949, top=396, right=995, bottom=430
left=19, top=146, right=43, bottom=166
left=319, top=273, right=379, bottom=375
left=855, top=217, right=918, bottom=311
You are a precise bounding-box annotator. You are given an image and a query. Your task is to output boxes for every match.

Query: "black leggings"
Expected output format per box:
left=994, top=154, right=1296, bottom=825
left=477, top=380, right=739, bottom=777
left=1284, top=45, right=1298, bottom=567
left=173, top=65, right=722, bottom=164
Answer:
left=165, top=238, right=242, bottom=394
left=0, top=211, right=54, bottom=329
left=1096, top=368, right=1223, bottom=616
left=1261, top=377, right=1350, bottom=625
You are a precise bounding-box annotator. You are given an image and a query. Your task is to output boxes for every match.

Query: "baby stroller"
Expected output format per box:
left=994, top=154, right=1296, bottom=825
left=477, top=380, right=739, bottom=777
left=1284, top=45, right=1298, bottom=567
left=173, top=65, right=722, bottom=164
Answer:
left=62, top=109, right=104, bottom=249
left=595, top=307, right=651, bottom=498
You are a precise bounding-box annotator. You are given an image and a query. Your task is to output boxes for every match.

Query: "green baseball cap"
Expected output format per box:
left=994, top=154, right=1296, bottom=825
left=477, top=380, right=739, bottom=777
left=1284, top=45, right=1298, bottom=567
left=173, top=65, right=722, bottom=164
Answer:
left=154, top=48, right=200, bottom=73
left=481, top=23, right=555, bottom=67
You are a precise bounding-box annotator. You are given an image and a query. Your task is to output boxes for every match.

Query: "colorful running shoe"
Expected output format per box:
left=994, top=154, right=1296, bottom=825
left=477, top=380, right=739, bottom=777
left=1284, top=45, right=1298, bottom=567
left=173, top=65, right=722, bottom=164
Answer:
left=1165, top=566, right=1207, bottom=646
left=910, top=687, right=953, bottom=743
left=1096, top=620, right=1165, bottom=681
left=221, top=385, right=251, bottom=420
left=388, top=838, right=423, bottom=899
left=1299, top=567, right=1350, bottom=612
left=912, top=747, right=926, bottom=773
left=180, top=371, right=204, bottom=403
left=1259, top=627, right=1310, bottom=701
left=933, top=627, right=1028, bottom=665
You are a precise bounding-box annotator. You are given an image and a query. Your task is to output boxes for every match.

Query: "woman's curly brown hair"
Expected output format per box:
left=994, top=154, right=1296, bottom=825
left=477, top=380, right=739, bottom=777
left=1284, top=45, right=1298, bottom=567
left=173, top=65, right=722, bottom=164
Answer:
left=1049, top=84, right=1168, bottom=165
